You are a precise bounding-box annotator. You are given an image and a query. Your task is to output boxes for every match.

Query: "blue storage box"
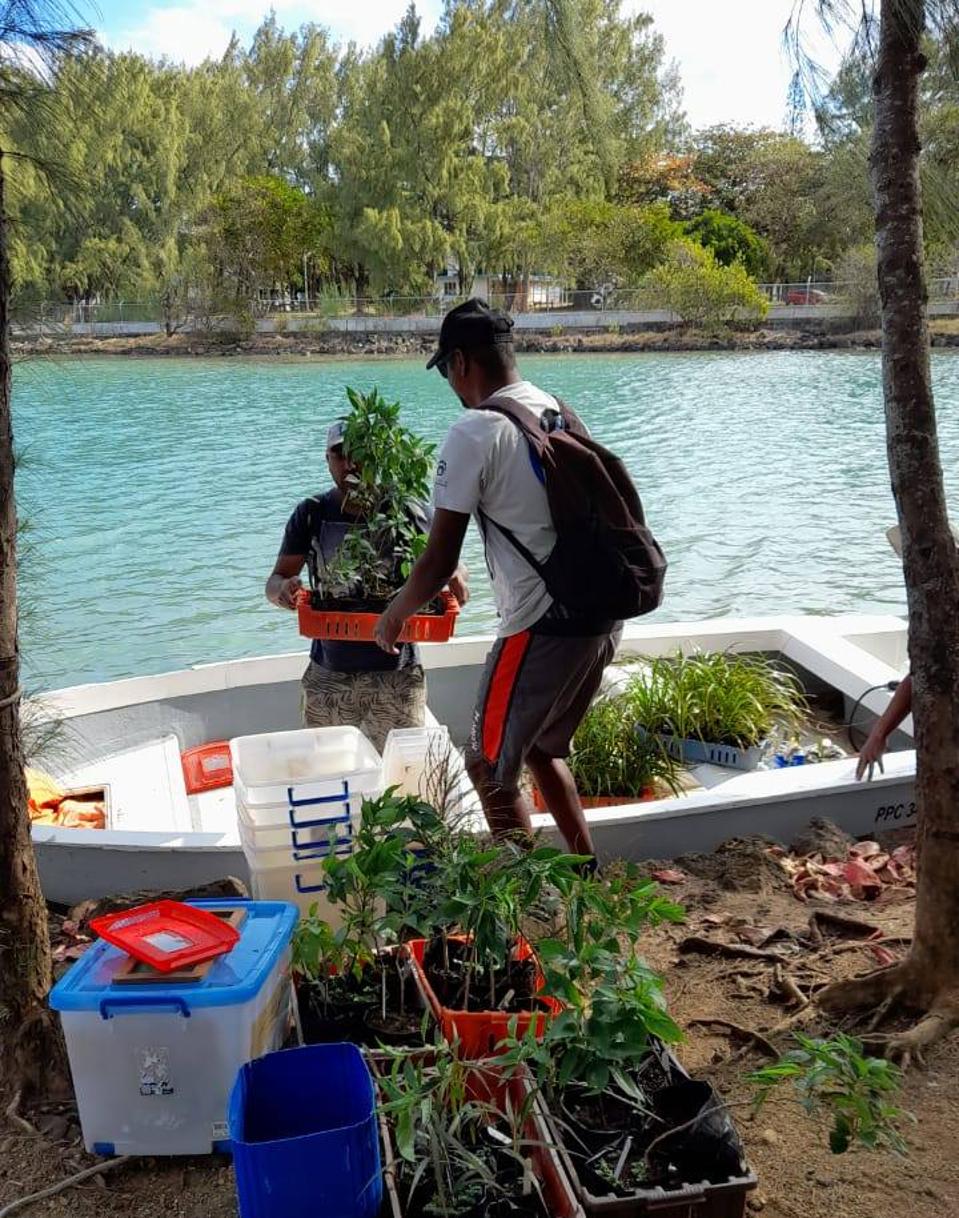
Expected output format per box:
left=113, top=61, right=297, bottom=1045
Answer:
left=230, top=1043, right=383, bottom=1218
left=49, top=899, right=298, bottom=1156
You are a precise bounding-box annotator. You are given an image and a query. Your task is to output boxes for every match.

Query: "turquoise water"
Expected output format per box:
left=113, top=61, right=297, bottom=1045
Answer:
left=13, top=351, right=959, bottom=690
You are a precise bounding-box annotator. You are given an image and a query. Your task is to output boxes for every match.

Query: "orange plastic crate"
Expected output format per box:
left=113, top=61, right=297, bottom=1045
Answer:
left=181, top=742, right=233, bottom=795
left=531, top=787, right=658, bottom=812
left=407, top=934, right=561, bottom=1059
left=296, top=589, right=459, bottom=643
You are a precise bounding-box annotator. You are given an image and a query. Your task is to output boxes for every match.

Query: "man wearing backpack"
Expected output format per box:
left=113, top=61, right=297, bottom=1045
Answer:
left=374, top=299, right=665, bottom=861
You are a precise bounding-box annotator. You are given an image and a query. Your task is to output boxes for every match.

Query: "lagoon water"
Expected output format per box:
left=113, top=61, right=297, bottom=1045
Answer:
left=14, top=350, right=959, bottom=690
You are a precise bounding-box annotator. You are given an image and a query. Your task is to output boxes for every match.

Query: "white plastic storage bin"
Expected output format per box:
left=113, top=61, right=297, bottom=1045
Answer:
left=231, top=726, right=382, bottom=918
left=230, top=725, right=382, bottom=826
left=381, top=726, right=453, bottom=799
left=245, top=858, right=344, bottom=923
left=49, top=899, right=298, bottom=1156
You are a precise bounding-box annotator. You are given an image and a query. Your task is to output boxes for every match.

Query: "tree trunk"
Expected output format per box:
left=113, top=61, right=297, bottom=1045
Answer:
left=820, top=0, right=959, bottom=1053
left=0, top=151, right=60, bottom=1096
left=875, top=0, right=959, bottom=995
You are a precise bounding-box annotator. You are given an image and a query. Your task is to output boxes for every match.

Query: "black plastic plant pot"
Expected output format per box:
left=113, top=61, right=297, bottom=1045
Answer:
left=533, top=1043, right=757, bottom=1218
left=296, top=947, right=432, bottom=1050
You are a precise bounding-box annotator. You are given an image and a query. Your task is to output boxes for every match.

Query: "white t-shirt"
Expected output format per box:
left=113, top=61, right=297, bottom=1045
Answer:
left=433, top=381, right=560, bottom=636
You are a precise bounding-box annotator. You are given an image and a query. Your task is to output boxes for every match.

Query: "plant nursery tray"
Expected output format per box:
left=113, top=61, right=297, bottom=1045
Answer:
left=524, top=1043, right=757, bottom=1218
left=531, top=787, right=659, bottom=812
left=90, top=899, right=241, bottom=972
left=297, top=589, right=459, bottom=643
left=368, top=1051, right=585, bottom=1218
left=638, top=728, right=766, bottom=771
left=408, top=935, right=561, bottom=1059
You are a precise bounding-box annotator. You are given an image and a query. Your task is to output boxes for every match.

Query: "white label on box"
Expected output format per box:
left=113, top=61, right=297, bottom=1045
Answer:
left=212, top=1121, right=229, bottom=1139
left=138, top=1047, right=174, bottom=1097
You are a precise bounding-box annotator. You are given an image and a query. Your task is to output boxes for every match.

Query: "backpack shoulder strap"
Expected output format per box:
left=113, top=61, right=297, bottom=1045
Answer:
left=474, top=399, right=552, bottom=577
left=478, top=397, right=547, bottom=449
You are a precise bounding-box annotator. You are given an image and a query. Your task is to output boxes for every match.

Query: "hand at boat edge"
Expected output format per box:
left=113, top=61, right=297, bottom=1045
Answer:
left=855, top=727, right=887, bottom=781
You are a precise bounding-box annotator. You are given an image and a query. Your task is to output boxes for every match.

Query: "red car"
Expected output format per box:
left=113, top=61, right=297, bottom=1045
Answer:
left=786, top=288, right=829, bottom=305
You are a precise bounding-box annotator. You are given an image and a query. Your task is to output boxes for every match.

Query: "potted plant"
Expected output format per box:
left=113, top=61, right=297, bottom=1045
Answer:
left=374, top=1047, right=563, bottom=1218
left=533, top=693, right=685, bottom=812
left=292, top=790, right=451, bottom=1047
left=407, top=839, right=583, bottom=1059
left=297, top=386, right=459, bottom=642
left=502, top=871, right=756, bottom=1216
left=627, top=651, right=807, bottom=770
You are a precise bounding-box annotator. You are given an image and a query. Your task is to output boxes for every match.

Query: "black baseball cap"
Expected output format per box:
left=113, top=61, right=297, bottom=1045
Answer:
left=426, top=298, right=515, bottom=370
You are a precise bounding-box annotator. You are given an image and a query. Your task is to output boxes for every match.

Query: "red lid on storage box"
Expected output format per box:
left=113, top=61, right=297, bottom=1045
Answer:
left=90, top=900, right=241, bottom=972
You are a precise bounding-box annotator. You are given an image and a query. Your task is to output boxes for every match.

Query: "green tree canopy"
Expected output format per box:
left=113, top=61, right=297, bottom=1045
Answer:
left=685, top=209, right=769, bottom=279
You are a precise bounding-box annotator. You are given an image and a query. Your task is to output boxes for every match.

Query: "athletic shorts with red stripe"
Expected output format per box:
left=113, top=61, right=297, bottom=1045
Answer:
left=465, top=617, right=622, bottom=791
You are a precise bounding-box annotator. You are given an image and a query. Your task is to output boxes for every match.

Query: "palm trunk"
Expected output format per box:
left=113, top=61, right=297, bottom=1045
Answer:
left=821, top=0, right=959, bottom=1048
left=0, top=150, right=57, bottom=1092
left=872, top=0, right=959, bottom=1002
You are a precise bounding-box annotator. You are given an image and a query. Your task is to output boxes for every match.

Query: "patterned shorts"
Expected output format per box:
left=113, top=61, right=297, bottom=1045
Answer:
left=300, top=662, right=427, bottom=753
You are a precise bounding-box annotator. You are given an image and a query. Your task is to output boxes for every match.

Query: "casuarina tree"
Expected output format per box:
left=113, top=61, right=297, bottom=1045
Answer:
left=0, top=0, right=91, bottom=1098
left=803, top=0, right=959, bottom=1062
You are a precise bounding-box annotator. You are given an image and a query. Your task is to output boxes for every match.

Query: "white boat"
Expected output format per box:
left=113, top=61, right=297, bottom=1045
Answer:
left=32, top=613, right=915, bottom=906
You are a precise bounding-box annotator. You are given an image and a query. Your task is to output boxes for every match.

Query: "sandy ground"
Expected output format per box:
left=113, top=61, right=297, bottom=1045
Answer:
left=2, top=831, right=955, bottom=1218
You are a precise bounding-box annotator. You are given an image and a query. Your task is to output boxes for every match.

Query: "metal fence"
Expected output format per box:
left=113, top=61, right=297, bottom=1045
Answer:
left=12, top=278, right=959, bottom=330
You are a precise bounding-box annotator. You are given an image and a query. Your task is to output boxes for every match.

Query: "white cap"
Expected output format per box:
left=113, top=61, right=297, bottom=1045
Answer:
left=326, top=420, right=346, bottom=451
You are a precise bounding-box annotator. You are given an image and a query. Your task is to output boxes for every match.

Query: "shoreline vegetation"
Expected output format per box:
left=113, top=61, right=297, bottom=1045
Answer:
left=13, top=321, right=959, bottom=360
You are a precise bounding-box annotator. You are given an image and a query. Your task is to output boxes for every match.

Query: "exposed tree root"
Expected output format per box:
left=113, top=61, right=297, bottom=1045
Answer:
left=816, top=962, right=911, bottom=1016
left=817, top=961, right=959, bottom=1065
left=4, top=1091, right=36, bottom=1136
left=860, top=1001, right=959, bottom=1068
left=3, top=1008, right=71, bottom=1104
left=773, top=964, right=808, bottom=1009
left=687, top=1017, right=778, bottom=1058
left=678, top=936, right=789, bottom=964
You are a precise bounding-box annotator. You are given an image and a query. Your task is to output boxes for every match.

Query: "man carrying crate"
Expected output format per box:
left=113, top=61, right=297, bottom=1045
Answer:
left=266, top=420, right=469, bottom=751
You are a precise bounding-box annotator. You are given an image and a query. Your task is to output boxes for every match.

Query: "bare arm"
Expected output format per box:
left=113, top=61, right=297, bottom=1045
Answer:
left=856, top=675, right=912, bottom=780
left=266, top=552, right=307, bottom=610
left=374, top=509, right=471, bottom=653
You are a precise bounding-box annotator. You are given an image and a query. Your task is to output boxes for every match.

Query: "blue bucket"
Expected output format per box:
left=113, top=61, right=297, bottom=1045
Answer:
left=229, top=1043, right=383, bottom=1218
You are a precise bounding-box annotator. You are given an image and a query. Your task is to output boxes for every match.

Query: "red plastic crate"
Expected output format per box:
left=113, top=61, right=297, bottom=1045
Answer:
left=296, top=589, right=459, bottom=643
left=90, top=900, right=240, bottom=972
left=407, top=934, right=561, bottom=1059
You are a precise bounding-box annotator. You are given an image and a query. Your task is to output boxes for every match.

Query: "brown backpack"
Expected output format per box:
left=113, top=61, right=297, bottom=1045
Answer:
left=478, top=397, right=667, bottom=621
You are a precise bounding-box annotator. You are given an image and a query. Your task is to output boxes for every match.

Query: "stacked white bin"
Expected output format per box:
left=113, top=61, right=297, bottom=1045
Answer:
left=230, top=726, right=382, bottom=917
left=381, top=725, right=453, bottom=799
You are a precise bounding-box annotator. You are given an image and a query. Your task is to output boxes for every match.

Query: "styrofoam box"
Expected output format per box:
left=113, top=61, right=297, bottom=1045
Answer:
left=49, top=899, right=298, bottom=1156
left=229, top=725, right=382, bottom=825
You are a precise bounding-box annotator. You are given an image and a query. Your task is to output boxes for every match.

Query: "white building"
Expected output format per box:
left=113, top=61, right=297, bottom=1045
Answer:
left=433, top=267, right=568, bottom=311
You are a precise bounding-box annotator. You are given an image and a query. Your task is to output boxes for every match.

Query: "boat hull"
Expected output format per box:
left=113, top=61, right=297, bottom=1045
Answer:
left=32, top=613, right=914, bottom=905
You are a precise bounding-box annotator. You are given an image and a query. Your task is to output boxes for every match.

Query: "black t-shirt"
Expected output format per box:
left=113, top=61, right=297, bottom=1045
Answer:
left=280, top=489, right=428, bottom=673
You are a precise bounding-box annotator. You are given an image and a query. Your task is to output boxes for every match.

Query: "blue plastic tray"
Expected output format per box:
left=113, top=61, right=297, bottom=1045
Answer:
left=638, top=728, right=766, bottom=772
